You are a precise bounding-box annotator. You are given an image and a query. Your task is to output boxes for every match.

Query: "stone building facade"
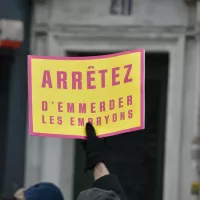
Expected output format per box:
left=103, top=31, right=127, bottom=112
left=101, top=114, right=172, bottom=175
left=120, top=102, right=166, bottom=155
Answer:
left=25, top=1, right=200, bottom=200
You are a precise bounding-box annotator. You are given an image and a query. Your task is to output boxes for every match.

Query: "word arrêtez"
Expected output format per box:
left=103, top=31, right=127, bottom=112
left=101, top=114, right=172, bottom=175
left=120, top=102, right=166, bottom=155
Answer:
left=41, top=64, right=133, bottom=89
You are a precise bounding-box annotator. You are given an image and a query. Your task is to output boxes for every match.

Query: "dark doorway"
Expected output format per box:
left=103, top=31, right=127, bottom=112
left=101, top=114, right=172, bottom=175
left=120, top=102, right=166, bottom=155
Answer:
left=68, top=51, right=169, bottom=200
left=0, top=53, right=13, bottom=194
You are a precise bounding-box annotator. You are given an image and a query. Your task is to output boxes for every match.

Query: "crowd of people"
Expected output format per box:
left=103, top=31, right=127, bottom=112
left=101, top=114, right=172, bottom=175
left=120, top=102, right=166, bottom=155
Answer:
left=0, top=122, right=125, bottom=200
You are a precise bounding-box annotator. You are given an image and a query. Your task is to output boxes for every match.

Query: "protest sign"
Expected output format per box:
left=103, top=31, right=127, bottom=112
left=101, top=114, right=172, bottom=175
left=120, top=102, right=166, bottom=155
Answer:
left=28, top=49, right=145, bottom=139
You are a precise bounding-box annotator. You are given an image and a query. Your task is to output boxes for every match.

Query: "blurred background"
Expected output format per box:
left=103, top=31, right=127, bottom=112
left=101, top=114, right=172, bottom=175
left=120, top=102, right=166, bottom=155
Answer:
left=0, top=0, right=200, bottom=200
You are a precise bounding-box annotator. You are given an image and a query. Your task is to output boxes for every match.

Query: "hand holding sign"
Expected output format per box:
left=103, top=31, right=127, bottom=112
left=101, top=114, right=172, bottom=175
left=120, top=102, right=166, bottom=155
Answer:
left=83, top=122, right=106, bottom=172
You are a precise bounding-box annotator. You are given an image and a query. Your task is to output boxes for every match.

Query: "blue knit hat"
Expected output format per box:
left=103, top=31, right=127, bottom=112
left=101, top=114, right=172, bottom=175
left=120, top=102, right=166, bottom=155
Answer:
left=24, top=182, right=64, bottom=200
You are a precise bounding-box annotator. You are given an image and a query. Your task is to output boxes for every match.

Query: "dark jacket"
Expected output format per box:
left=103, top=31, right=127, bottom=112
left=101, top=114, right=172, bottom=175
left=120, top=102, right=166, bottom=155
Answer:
left=77, top=175, right=126, bottom=200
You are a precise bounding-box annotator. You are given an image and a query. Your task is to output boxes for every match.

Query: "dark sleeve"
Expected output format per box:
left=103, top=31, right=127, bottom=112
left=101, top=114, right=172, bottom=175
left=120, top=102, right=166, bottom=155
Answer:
left=91, top=174, right=126, bottom=200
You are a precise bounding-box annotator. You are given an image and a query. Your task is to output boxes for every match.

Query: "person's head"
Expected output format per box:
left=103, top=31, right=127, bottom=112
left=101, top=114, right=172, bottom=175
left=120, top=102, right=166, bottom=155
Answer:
left=14, top=182, right=64, bottom=200
left=77, top=188, right=120, bottom=200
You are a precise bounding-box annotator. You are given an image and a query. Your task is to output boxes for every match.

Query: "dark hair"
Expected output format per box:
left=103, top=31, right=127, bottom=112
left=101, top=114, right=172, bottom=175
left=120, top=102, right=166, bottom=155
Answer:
left=0, top=196, right=18, bottom=200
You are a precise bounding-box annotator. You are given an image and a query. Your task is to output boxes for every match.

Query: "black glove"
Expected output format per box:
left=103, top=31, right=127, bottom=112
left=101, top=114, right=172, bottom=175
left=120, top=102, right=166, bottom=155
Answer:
left=83, top=122, right=106, bottom=172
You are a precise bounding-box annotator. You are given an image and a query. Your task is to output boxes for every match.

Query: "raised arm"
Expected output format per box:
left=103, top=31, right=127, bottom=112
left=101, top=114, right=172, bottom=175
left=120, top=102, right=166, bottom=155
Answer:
left=83, top=122, right=126, bottom=200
